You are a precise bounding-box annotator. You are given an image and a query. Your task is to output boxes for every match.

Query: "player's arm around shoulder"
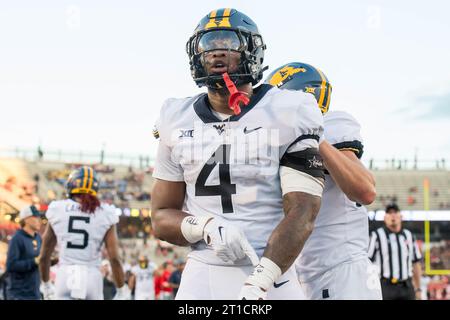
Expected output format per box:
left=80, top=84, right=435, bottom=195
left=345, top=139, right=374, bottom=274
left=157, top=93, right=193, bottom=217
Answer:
left=320, top=111, right=376, bottom=205
left=238, top=93, right=325, bottom=300
left=264, top=92, right=325, bottom=272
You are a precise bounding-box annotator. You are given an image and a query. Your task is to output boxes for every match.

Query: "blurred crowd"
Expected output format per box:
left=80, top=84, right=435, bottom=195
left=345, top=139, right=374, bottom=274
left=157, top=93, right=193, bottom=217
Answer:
left=46, top=164, right=152, bottom=208
left=429, top=240, right=450, bottom=270
left=374, top=185, right=448, bottom=211
left=421, top=275, right=449, bottom=300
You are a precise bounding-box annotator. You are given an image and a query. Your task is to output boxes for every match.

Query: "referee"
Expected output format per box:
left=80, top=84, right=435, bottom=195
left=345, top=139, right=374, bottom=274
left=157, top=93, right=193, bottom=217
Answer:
left=368, top=204, right=423, bottom=300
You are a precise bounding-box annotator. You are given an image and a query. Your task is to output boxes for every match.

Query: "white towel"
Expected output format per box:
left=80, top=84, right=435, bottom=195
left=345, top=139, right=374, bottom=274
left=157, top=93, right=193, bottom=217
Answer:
left=65, top=265, right=88, bottom=300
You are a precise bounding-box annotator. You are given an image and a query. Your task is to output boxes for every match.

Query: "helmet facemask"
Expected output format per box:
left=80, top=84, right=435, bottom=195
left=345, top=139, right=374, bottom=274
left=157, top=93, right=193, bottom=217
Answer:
left=187, top=28, right=266, bottom=89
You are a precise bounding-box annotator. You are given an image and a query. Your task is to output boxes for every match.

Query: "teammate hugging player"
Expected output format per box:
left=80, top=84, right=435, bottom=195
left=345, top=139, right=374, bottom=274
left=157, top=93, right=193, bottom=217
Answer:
left=266, top=62, right=382, bottom=299
left=151, top=8, right=326, bottom=300
left=38, top=166, right=131, bottom=300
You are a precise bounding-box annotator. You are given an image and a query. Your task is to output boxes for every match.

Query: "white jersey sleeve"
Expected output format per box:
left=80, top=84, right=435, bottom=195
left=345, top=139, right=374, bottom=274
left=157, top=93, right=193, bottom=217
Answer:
left=102, top=203, right=120, bottom=227
left=323, top=111, right=364, bottom=158
left=279, top=90, right=325, bottom=179
left=45, top=200, right=59, bottom=226
left=152, top=99, right=184, bottom=182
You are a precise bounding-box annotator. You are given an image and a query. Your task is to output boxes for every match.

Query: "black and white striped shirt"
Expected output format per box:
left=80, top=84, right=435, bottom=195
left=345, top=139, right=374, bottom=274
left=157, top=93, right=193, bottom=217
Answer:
left=368, top=227, right=422, bottom=282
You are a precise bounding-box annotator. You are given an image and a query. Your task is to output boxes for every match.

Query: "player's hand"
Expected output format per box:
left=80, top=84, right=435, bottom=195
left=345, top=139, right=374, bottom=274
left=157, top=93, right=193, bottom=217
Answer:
left=238, top=284, right=267, bottom=300
left=238, top=257, right=282, bottom=300
left=113, top=285, right=131, bottom=300
left=203, top=218, right=259, bottom=266
left=34, top=256, right=40, bottom=265
left=41, top=281, right=56, bottom=300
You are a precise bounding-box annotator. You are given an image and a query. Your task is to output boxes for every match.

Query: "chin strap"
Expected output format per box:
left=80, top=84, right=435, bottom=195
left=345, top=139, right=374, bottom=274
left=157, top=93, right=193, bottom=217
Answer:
left=222, top=72, right=250, bottom=115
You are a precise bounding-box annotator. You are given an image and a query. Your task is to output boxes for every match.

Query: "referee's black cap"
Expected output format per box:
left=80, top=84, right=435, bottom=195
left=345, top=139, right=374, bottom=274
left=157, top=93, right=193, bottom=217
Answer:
left=385, top=203, right=400, bottom=213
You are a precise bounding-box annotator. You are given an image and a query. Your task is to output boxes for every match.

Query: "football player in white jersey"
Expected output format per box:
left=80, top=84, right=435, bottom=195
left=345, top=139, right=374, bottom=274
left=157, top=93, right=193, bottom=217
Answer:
left=151, top=9, right=326, bottom=300
left=266, top=62, right=382, bottom=299
left=38, top=166, right=131, bottom=300
left=129, top=255, right=157, bottom=300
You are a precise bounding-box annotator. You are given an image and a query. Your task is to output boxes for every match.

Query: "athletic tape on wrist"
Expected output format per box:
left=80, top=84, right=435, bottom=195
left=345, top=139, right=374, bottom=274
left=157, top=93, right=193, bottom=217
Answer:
left=246, top=257, right=282, bottom=291
left=180, top=215, right=212, bottom=244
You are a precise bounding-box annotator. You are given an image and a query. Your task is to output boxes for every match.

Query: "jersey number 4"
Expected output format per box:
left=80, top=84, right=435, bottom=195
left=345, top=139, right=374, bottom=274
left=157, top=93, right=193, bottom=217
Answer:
left=67, top=216, right=90, bottom=249
left=195, top=144, right=236, bottom=213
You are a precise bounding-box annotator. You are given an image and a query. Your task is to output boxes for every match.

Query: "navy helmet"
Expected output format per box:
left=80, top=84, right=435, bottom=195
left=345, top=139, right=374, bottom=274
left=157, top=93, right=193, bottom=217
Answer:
left=186, top=8, right=267, bottom=88
left=65, top=166, right=99, bottom=197
left=265, top=62, right=332, bottom=114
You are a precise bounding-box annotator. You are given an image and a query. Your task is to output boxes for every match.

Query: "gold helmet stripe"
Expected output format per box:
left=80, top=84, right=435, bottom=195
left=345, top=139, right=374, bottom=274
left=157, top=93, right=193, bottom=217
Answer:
left=316, top=67, right=327, bottom=110
left=82, top=166, right=88, bottom=189
left=219, top=8, right=232, bottom=27
left=323, top=84, right=332, bottom=113
left=205, top=10, right=218, bottom=29
left=87, top=167, right=94, bottom=190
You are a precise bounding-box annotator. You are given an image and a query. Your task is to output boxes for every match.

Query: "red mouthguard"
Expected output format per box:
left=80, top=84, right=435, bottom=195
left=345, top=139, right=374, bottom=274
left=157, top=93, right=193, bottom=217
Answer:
left=222, top=73, right=250, bottom=115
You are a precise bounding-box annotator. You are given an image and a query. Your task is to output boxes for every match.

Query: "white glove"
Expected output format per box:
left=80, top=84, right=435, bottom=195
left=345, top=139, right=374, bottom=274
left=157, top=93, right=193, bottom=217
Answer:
left=203, top=218, right=259, bottom=266
left=238, top=284, right=267, bottom=300
left=238, top=257, right=282, bottom=300
left=113, top=285, right=131, bottom=300
left=41, top=281, right=56, bottom=300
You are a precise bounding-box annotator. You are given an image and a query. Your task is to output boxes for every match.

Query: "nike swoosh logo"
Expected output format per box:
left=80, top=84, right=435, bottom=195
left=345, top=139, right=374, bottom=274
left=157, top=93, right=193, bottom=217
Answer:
left=273, top=280, right=289, bottom=288
left=218, top=226, right=224, bottom=241
left=243, top=126, right=262, bottom=134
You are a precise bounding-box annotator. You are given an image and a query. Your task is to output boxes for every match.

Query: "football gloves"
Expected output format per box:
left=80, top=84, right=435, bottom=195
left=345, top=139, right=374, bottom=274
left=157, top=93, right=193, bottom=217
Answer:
left=41, top=281, right=56, bottom=300
left=203, top=218, right=259, bottom=266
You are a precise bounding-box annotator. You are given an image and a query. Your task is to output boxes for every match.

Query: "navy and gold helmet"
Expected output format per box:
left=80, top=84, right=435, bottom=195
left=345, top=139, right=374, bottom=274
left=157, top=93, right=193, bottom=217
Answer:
left=65, top=166, right=99, bottom=197
left=265, top=62, right=332, bottom=114
left=186, top=8, right=267, bottom=88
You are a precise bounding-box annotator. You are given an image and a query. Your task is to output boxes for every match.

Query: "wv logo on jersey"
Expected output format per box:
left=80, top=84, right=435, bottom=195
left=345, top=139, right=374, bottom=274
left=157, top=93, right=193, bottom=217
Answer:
left=268, top=66, right=307, bottom=87
left=213, top=124, right=226, bottom=135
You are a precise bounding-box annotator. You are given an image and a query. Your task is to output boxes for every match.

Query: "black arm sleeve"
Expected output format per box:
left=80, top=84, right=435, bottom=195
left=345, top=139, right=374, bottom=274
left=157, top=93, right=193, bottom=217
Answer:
left=280, top=147, right=325, bottom=180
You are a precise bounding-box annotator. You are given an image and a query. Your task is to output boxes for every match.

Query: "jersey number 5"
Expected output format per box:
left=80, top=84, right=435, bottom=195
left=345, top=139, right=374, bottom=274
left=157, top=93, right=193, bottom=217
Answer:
left=195, top=144, right=236, bottom=213
left=67, top=216, right=90, bottom=249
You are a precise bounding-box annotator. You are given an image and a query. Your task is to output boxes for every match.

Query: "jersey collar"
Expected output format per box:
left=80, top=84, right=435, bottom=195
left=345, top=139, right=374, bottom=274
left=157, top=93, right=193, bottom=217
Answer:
left=193, top=84, right=273, bottom=124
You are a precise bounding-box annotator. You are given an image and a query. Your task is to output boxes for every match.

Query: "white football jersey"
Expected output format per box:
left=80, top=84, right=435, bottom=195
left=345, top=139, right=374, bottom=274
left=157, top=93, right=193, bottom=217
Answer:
left=153, top=85, right=324, bottom=266
left=46, top=199, right=119, bottom=268
left=296, top=111, right=369, bottom=282
left=131, top=263, right=157, bottom=298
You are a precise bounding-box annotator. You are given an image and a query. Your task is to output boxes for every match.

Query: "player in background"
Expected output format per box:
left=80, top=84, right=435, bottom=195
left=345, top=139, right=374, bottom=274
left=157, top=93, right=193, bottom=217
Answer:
left=151, top=9, right=324, bottom=300
left=128, top=255, right=157, bottom=300
left=266, top=62, right=382, bottom=299
left=39, top=166, right=131, bottom=300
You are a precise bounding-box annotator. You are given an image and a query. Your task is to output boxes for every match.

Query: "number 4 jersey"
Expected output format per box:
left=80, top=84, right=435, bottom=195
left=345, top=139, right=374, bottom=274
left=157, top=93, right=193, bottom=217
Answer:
left=153, top=84, right=324, bottom=266
left=46, top=199, right=119, bottom=267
